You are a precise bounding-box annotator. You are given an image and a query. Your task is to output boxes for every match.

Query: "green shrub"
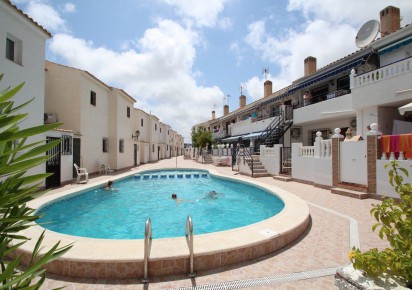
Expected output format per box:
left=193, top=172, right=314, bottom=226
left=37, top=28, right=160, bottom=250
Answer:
left=350, top=161, right=412, bottom=286
left=0, top=75, right=71, bottom=289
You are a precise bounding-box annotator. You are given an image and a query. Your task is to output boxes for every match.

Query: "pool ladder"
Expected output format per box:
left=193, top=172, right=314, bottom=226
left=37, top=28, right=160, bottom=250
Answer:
left=141, top=215, right=196, bottom=283
left=141, top=218, right=152, bottom=283
left=186, top=215, right=196, bottom=278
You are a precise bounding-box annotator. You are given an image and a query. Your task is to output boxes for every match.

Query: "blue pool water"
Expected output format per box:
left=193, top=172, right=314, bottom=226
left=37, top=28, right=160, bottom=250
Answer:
left=36, top=169, right=285, bottom=239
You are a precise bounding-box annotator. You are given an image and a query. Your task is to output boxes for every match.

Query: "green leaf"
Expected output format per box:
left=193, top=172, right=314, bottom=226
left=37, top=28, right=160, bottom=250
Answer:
left=14, top=139, right=61, bottom=163
left=0, top=123, right=62, bottom=142
left=0, top=82, right=24, bottom=104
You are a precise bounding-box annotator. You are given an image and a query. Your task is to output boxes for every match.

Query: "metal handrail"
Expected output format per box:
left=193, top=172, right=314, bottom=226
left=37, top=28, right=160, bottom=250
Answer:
left=185, top=215, right=196, bottom=278
left=141, top=218, right=152, bottom=283
left=239, top=144, right=254, bottom=177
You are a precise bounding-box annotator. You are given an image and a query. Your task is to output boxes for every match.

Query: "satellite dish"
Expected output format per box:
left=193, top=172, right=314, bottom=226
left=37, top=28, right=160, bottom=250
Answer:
left=356, top=20, right=380, bottom=48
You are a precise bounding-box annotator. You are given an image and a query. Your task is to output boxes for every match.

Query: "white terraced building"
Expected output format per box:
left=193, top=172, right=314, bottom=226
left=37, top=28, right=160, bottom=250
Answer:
left=193, top=5, right=412, bottom=198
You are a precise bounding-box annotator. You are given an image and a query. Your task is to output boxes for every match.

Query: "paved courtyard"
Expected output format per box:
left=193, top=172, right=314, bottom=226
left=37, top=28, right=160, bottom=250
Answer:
left=39, top=156, right=389, bottom=289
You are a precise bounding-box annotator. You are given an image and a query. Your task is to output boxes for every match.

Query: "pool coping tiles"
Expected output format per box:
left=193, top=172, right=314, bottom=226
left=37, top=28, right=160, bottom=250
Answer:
left=19, top=167, right=310, bottom=279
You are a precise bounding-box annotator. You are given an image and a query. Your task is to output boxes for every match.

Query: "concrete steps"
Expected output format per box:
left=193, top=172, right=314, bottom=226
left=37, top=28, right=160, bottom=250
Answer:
left=245, top=155, right=270, bottom=178
left=273, top=175, right=293, bottom=182
left=203, top=154, right=213, bottom=164
left=331, top=187, right=370, bottom=199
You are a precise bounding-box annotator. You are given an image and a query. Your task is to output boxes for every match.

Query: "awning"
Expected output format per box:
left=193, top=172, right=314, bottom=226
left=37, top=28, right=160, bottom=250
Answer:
left=379, top=36, right=412, bottom=55
left=242, top=131, right=264, bottom=140
left=221, top=135, right=244, bottom=142
left=398, top=102, right=412, bottom=115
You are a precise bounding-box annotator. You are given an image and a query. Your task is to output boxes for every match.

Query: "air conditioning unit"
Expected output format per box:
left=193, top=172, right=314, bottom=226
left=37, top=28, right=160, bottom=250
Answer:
left=44, top=113, right=58, bottom=124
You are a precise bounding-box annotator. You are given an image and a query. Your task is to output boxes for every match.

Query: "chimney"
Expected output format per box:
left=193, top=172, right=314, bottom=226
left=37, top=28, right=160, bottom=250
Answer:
left=264, top=80, right=272, bottom=98
left=212, top=110, right=215, bottom=120
left=239, top=95, right=246, bottom=108
left=223, top=105, right=229, bottom=116
left=380, top=6, right=400, bottom=37
left=304, top=56, right=317, bottom=76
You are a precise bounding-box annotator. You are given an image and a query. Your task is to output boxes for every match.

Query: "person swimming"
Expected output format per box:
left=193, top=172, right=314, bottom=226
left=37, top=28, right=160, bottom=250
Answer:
left=207, top=190, right=223, bottom=199
left=171, top=193, right=193, bottom=206
left=103, top=180, right=118, bottom=191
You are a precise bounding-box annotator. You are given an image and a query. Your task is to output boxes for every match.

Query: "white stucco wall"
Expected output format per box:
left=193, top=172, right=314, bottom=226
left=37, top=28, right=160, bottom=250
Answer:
left=259, top=145, right=282, bottom=175
left=230, top=116, right=276, bottom=136
left=376, top=160, right=412, bottom=198
left=1, top=2, right=51, bottom=181
left=292, top=143, right=332, bottom=186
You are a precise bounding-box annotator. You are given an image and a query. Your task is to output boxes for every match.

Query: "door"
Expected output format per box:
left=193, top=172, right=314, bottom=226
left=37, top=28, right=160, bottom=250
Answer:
left=45, top=137, right=61, bottom=189
left=134, top=144, right=138, bottom=166
left=73, top=138, right=81, bottom=178
left=340, top=141, right=367, bottom=185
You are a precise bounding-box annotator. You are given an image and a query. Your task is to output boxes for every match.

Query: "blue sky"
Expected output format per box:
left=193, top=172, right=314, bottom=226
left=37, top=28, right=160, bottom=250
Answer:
left=11, top=0, right=412, bottom=140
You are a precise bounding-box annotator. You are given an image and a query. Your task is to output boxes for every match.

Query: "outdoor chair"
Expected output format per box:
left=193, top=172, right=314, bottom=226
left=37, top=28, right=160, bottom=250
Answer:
left=74, top=163, right=89, bottom=183
left=99, top=162, right=114, bottom=175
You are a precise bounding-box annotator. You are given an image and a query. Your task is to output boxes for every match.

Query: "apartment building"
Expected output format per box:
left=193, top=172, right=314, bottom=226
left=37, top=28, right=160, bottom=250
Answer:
left=195, top=5, right=412, bottom=150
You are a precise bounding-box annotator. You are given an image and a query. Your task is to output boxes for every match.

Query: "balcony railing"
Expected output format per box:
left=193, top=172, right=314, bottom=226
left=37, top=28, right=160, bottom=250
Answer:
left=294, top=89, right=351, bottom=109
left=352, top=56, right=412, bottom=89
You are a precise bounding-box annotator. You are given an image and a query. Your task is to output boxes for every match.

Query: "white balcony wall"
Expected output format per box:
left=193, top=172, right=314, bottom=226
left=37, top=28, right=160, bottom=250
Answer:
left=352, top=57, right=412, bottom=109
left=230, top=116, right=276, bottom=136
left=293, top=94, right=354, bottom=125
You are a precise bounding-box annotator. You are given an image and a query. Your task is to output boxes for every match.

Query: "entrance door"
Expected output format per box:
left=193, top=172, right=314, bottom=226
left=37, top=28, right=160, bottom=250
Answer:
left=340, top=141, right=367, bottom=185
left=158, top=146, right=161, bottom=160
left=134, top=144, right=138, bottom=166
left=73, top=138, right=81, bottom=178
left=45, top=137, right=61, bottom=189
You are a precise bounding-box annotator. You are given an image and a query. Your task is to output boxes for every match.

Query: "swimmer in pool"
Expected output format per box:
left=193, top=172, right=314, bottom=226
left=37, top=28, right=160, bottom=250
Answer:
left=171, top=193, right=193, bottom=206
left=103, top=180, right=118, bottom=191
left=207, top=190, right=224, bottom=199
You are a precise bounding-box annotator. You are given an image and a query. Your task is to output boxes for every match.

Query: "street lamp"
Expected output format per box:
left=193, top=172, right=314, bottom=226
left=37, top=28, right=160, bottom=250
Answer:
left=132, top=130, right=140, bottom=140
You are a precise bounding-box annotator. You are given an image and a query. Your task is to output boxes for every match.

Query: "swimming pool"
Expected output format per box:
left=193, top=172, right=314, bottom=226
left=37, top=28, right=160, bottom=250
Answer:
left=36, top=169, right=285, bottom=239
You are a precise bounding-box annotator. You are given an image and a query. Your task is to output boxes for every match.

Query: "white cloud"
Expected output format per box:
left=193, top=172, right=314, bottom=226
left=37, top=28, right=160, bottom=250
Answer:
left=25, top=0, right=68, bottom=33
left=159, top=0, right=227, bottom=28
left=62, top=2, right=76, bottom=13
left=48, top=19, right=224, bottom=139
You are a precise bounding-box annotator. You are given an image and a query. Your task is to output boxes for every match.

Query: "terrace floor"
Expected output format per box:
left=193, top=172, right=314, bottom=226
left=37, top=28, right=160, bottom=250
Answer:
left=39, top=156, right=388, bottom=289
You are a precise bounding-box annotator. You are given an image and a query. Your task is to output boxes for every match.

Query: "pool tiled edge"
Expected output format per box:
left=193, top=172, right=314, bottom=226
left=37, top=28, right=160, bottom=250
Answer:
left=16, top=168, right=310, bottom=279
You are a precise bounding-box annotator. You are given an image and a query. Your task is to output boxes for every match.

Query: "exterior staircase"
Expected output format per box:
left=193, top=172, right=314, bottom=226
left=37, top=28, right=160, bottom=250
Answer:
left=203, top=154, right=213, bottom=164
left=260, top=105, right=293, bottom=147
left=245, top=155, right=270, bottom=177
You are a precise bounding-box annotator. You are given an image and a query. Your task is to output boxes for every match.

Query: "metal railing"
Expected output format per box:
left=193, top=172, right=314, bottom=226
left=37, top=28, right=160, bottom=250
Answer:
left=238, top=144, right=254, bottom=177
left=186, top=215, right=196, bottom=278
left=142, top=218, right=152, bottom=283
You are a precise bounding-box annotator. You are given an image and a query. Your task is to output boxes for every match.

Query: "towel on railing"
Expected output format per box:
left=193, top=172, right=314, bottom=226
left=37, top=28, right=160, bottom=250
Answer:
left=390, top=134, right=400, bottom=152
left=380, top=135, right=391, bottom=153
left=400, top=134, right=412, bottom=158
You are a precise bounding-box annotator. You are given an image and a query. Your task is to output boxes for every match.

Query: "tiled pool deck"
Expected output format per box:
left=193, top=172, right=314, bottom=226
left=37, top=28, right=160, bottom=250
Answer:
left=38, top=157, right=389, bottom=289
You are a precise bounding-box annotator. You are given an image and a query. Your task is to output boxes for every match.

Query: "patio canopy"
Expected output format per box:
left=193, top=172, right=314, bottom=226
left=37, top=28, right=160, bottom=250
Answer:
left=398, top=102, right=412, bottom=115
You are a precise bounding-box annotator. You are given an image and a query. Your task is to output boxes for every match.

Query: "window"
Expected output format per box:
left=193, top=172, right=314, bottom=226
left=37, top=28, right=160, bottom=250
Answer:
left=119, top=139, right=124, bottom=153
left=127, top=107, right=130, bottom=118
left=141, top=119, right=144, bottom=126
left=102, top=138, right=109, bottom=152
left=160, top=128, right=162, bottom=133
left=6, top=38, right=14, bottom=61
left=155, top=124, right=157, bottom=131
left=90, top=91, right=96, bottom=106
left=168, top=130, right=169, bottom=135
left=152, top=144, right=154, bottom=152
left=61, top=135, right=72, bottom=155
left=5, top=34, right=22, bottom=65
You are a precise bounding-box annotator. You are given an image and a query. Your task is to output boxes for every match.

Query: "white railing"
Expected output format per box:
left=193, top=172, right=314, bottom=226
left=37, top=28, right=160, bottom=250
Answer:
left=261, top=147, right=275, bottom=156
left=352, top=57, right=412, bottom=89
left=300, top=146, right=314, bottom=157
left=319, top=140, right=332, bottom=158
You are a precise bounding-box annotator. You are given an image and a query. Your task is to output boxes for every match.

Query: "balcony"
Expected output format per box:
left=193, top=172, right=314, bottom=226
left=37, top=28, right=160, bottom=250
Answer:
left=293, top=90, right=354, bottom=125
left=351, top=56, right=412, bottom=109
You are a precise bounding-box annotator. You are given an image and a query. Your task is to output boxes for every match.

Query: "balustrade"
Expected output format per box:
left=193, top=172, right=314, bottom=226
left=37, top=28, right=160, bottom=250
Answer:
left=352, top=57, right=412, bottom=88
